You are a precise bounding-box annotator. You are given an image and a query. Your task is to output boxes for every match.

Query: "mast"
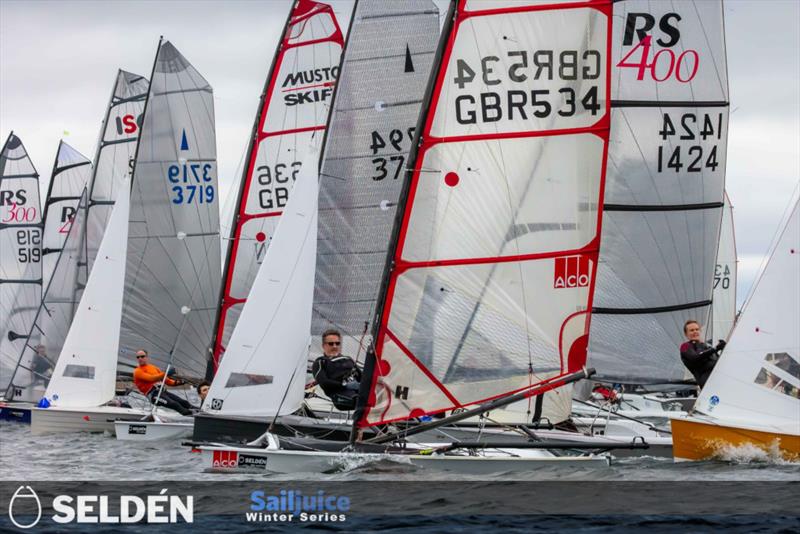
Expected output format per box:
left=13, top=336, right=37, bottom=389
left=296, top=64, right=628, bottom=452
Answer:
left=210, top=0, right=346, bottom=375
left=354, top=0, right=612, bottom=435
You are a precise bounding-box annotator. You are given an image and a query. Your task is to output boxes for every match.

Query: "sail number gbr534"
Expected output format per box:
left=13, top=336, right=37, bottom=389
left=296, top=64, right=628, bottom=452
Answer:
left=451, top=49, right=602, bottom=125
left=167, top=163, right=215, bottom=205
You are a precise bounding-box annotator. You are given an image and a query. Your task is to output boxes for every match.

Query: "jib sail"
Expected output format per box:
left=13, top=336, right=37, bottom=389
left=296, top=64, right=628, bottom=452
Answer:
left=588, top=0, right=729, bottom=384
left=211, top=0, right=345, bottom=371
left=358, top=0, right=612, bottom=427
left=0, top=133, right=43, bottom=396
left=119, top=40, right=221, bottom=380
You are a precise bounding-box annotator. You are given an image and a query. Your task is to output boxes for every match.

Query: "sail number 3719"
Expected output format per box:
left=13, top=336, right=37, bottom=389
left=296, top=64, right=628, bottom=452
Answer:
left=167, top=163, right=215, bottom=205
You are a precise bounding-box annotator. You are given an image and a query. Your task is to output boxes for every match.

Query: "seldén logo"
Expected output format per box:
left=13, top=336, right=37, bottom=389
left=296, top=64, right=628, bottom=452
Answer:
left=7, top=485, right=193, bottom=527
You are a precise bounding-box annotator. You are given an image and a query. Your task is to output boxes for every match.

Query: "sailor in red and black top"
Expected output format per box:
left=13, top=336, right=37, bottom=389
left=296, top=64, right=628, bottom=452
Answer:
left=680, top=320, right=726, bottom=388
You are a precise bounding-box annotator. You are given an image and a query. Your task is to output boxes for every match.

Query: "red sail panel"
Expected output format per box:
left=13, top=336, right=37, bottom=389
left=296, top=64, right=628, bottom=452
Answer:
left=360, top=0, right=612, bottom=426
left=213, top=0, right=345, bottom=369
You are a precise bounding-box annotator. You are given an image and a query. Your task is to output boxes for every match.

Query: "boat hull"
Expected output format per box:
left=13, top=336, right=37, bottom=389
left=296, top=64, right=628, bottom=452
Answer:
left=0, top=401, right=33, bottom=423
left=30, top=406, right=153, bottom=435
left=192, top=413, right=361, bottom=445
left=114, top=420, right=193, bottom=441
left=200, top=445, right=609, bottom=475
left=671, top=417, right=800, bottom=462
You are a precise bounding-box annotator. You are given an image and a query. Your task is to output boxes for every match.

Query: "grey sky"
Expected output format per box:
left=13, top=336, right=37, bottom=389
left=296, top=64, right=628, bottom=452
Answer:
left=1, top=0, right=798, bottom=304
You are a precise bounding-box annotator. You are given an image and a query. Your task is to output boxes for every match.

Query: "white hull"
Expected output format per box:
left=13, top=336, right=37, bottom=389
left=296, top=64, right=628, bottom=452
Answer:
left=200, top=443, right=610, bottom=475
left=114, top=420, right=193, bottom=441
left=31, top=406, right=172, bottom=435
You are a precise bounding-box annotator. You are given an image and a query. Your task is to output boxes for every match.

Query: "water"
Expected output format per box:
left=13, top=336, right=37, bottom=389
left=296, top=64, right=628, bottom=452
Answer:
left=2, top=421, right=798, bottom=532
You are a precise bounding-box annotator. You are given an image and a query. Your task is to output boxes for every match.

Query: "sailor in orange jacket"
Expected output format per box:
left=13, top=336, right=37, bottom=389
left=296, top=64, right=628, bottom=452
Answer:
left=133, top=350, right=196, bottom=416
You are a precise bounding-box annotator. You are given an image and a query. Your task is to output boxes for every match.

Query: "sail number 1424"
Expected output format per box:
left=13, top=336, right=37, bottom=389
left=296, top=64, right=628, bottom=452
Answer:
left=168, top=163, right=215, bottom=204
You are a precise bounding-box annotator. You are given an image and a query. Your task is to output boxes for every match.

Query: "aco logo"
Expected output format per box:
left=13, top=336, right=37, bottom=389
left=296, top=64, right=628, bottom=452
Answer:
left=8, top=485, right=42, bottom=529
left=212, top=450, right=239, bottom=468
left=554, top=255, right=590, bottom=289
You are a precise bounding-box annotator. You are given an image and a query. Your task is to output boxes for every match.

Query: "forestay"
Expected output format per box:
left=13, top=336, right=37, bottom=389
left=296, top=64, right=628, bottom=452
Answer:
left=695, top=199, right=799, bottom=431
left=0, top=133, right=42, bottom=396
left=84, top=70, right=149, bottom=276
left=588, top=0, right=729, bottom=384
left=120, top=41, right=221, bottom=379
left=213, top=0, right=345, bottom=370
left=204, top=145, right=321, bottom=417
left=359, top=0, right=611, bottom=426
left=5, top=189, right=88, bottom=402
left=42, top=141, right=91, bottom=286
left=312, top=0, right=440, bottom=358
left=44, top=184, right=130, bottom=408
left=711, top=191, right=736, bottom=343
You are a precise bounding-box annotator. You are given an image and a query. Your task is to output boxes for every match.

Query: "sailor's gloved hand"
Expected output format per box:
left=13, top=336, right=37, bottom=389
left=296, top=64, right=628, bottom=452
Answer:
left=173, top=378, right=186, bottom=386
left=715, top=339, right=727, bottom=351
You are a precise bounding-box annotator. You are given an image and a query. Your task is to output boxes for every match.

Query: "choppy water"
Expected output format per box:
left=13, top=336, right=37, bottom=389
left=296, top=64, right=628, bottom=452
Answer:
left=3, top=420, right=799, bottom=481
left=2, top=421, right=799, bottom=532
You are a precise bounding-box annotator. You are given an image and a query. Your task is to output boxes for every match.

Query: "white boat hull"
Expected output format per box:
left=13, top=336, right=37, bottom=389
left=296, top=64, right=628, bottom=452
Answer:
left=114, top=420, right=193, bottom=441
left=31, top=406, right=170, bottom=435
left=199, top=444, right=609, bottom=474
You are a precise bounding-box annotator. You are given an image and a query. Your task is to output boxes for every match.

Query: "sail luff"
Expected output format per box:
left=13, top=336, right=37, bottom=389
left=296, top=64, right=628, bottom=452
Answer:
left=211, top=0, right=345, bottom=372
left=358, top=0, right=612, bottom=427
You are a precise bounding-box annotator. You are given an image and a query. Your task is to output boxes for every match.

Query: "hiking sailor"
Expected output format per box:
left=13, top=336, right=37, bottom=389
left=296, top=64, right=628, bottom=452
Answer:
left=132, top=349, right=197, bottom=415
left=311, top=329, right=361, bottom=410
left=679, top=320, right=726, bottom=388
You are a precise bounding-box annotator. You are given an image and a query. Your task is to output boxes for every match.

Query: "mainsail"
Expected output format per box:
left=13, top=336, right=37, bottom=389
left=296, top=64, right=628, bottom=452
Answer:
left=5, top=189, right=88, bottom=402
left=42, top=141, right=91, bottom=286
left=119, top=40, right=221, bottom=380
left=84, top=70, right=149, bottom=276
left=588, top=0, right=729, bottom=384
left=312, top=0, right=440, bottom=355
left=212, top=0, right=345, bottom=370
left=710, top=190, right=736, bottom=343
left=0, top=133, right=43, bottom=395
left=359, top=0, right=611, bottom=426
left=694, top=198, right=799, bottom=430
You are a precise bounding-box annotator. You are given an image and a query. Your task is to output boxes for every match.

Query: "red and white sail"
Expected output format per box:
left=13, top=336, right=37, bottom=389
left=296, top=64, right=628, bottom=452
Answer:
left=359, top=0, right=612, bottom=426
left=212, top=0, right=345, bottom=370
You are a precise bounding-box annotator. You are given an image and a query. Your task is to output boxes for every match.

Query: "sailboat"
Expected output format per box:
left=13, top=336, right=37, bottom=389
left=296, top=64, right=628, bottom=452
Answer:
left=199, top=0, right=613, bottom=473
left=31, top=39, right=221, bottom=435
left=671, top=197, right=799, bottom=461
left=193, top=0, right=440, bottom=444
left=209, top=0, right=346, bottom=375
left=0, top=133, right=43, bottom=420
left=711, top=191, right=737, bottom=342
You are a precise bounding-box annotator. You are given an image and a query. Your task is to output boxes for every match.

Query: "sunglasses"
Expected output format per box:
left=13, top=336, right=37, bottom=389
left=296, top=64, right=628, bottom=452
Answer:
left=136, top=354, right=147, bottom=359
left=325, top=341, right=341, bottom=346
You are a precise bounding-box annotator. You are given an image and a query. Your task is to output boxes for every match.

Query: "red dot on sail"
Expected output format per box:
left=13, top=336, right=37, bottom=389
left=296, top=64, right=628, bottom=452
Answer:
left=378, top=360, right=391, bottom=375
left=409, top=408, right=426, bottom=419
left=256, top=232, right=267, bottom=242
left=444, top=172, right=459, bottom=187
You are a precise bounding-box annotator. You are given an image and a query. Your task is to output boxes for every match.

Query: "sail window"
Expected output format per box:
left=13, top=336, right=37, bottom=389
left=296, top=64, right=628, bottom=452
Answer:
left=754, top=352, right=800, bottom=399
left=62, top=364, right=95, bottom=379
left=224, top=372, right=273, bottom=388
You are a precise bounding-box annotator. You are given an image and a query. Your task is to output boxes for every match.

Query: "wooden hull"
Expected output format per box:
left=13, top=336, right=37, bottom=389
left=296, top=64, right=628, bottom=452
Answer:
left=671, top=417, right=800, bottom=462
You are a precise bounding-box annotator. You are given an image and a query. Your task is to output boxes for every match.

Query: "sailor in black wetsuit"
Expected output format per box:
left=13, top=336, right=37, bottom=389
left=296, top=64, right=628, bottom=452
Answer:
left=311, top=329, right=361, bottom=410
left=679, top=320, right=726, bottom=388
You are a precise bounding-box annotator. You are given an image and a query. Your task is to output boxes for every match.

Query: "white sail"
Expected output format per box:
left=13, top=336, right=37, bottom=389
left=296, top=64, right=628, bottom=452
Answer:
left=4, top=188, right=89, bottom=402
left=212, top=0, right=345, bottom=370
left=0, top=133, right=42, bottom=395
left=694, top=199, right=799, bottom=432
left=44, top=183, right=130, bottom=408
left=205, top=145, right=320, bottom=417
left=42, top=141, right=91, bottom=286
left=711, top=191, right=737, bottom=342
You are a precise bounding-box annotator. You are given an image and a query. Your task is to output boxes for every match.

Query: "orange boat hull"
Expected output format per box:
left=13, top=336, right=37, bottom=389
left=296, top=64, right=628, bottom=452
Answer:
left=671, top=417, right=800, bottom=462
